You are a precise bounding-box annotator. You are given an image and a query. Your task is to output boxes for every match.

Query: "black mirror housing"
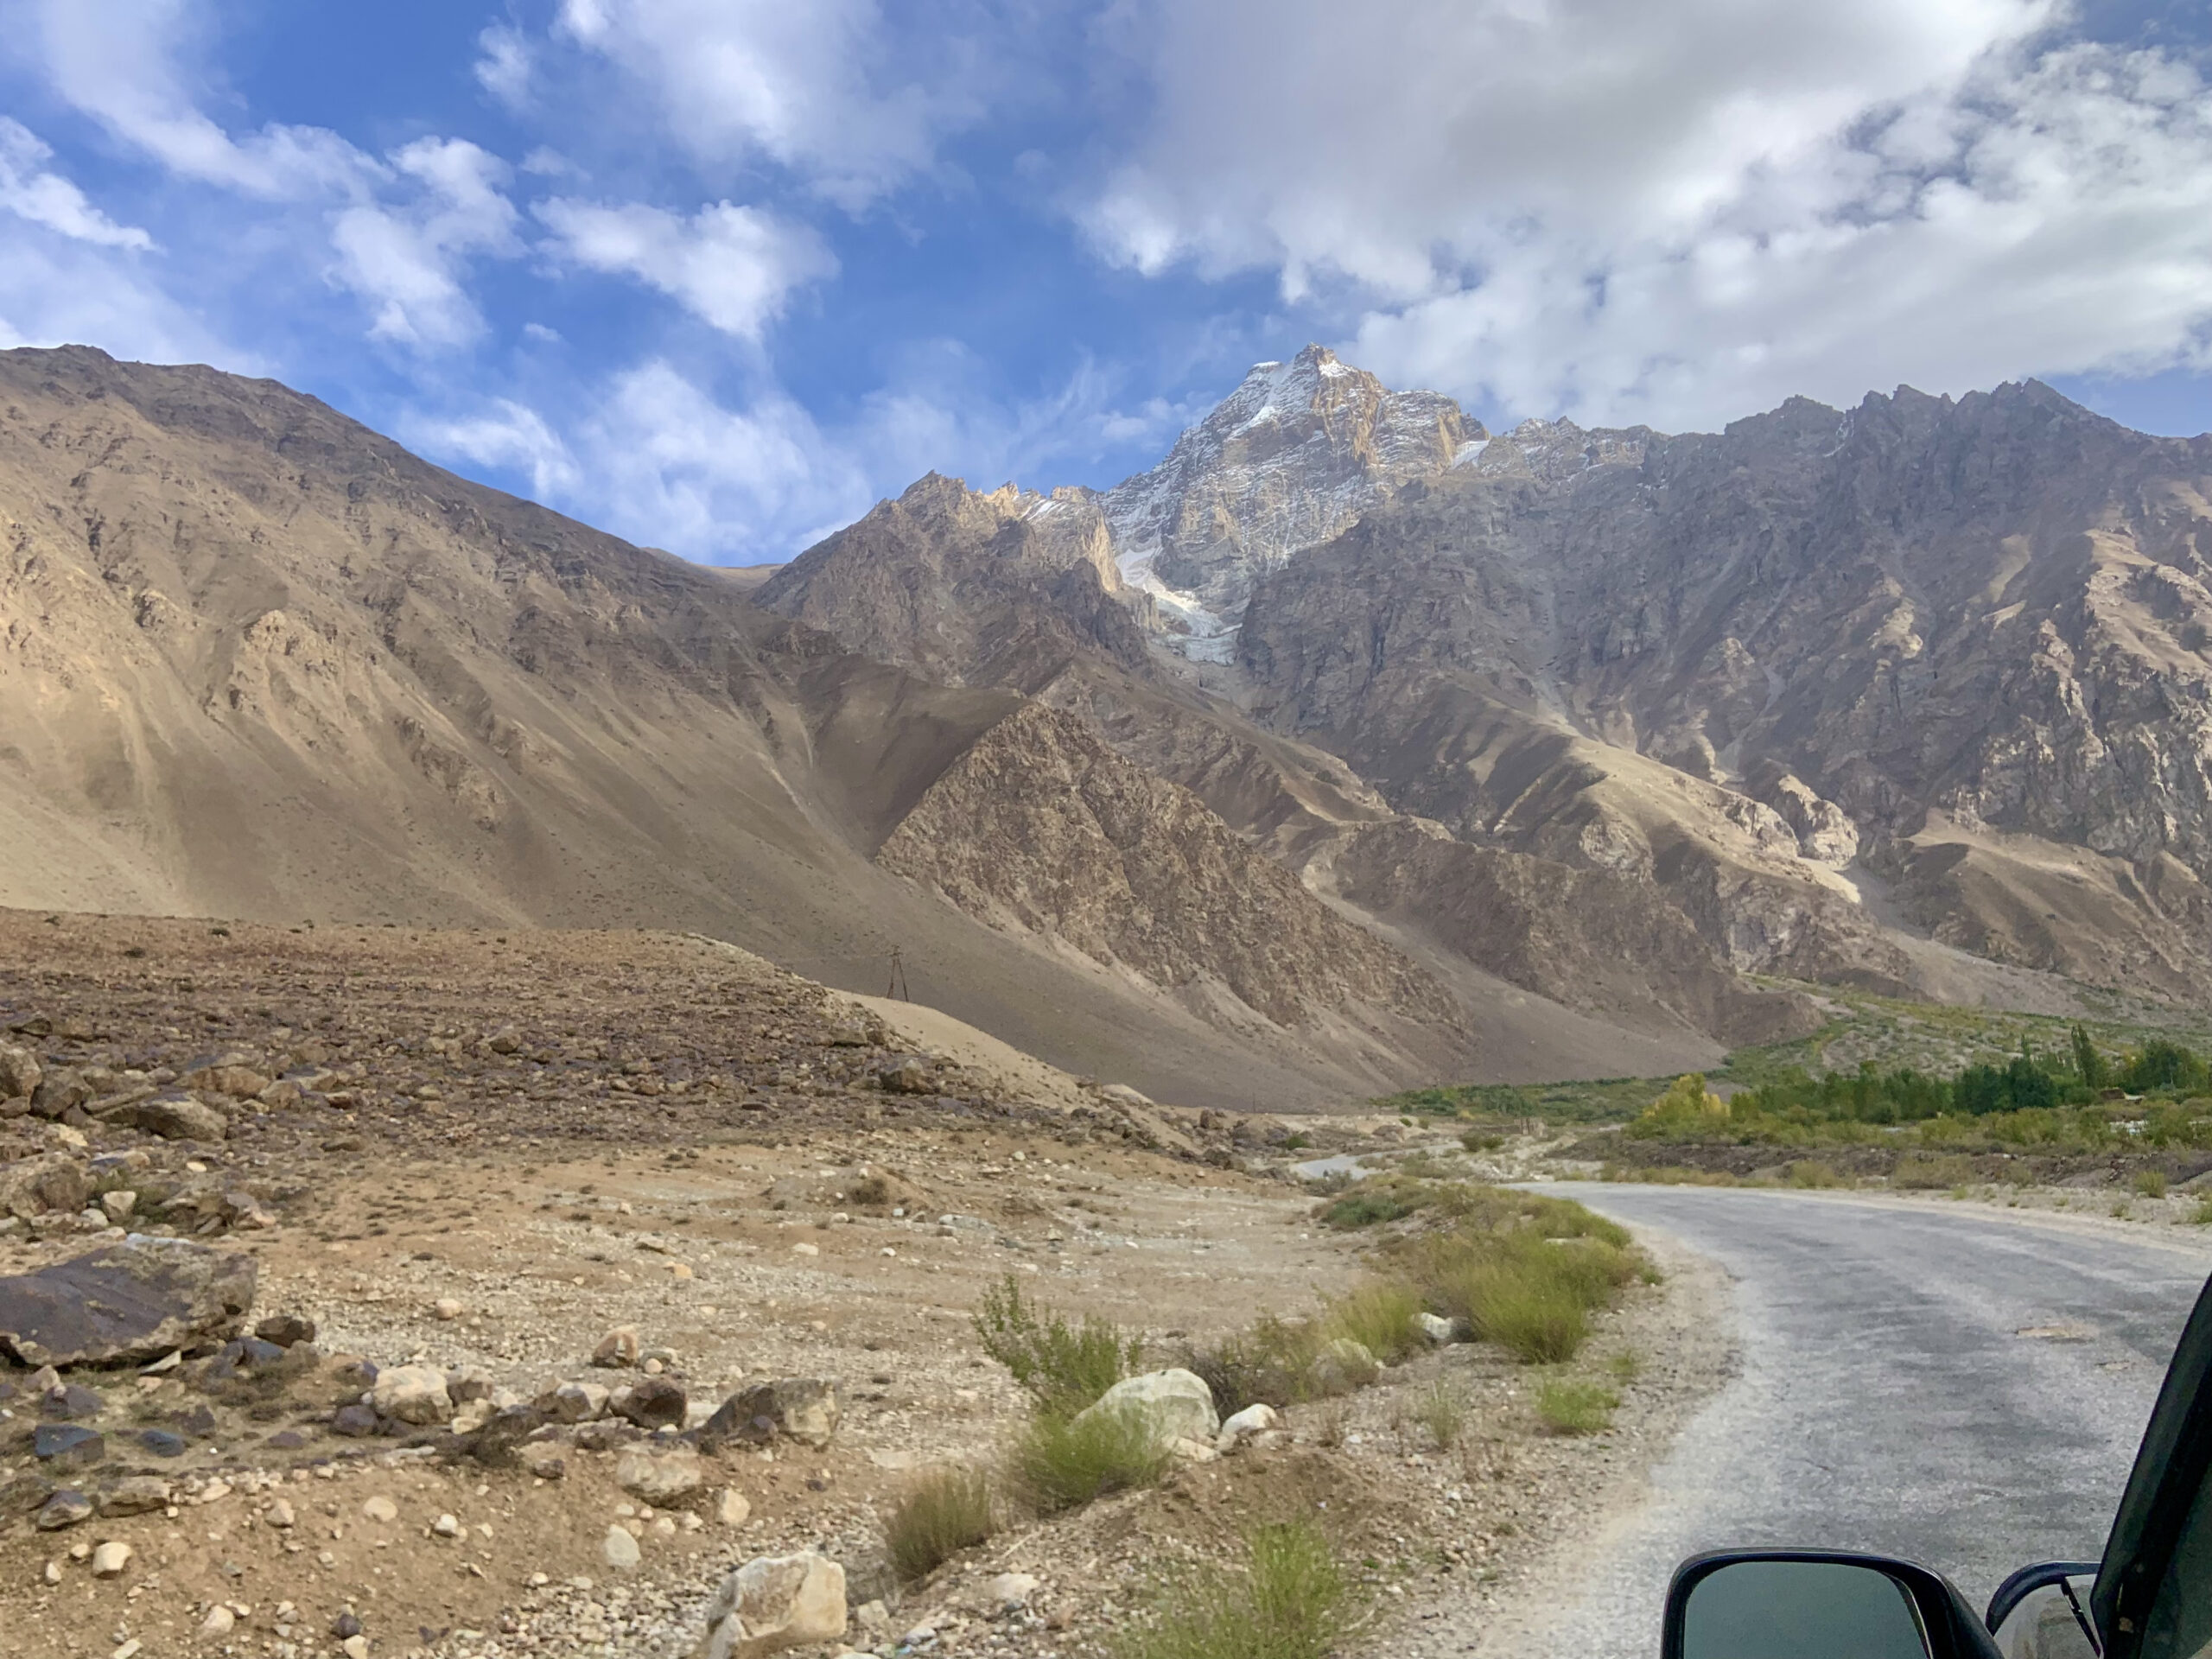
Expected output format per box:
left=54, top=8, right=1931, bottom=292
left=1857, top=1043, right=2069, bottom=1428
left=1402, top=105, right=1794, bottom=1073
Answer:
left=1665, top=1550, right=2005, bottom=1659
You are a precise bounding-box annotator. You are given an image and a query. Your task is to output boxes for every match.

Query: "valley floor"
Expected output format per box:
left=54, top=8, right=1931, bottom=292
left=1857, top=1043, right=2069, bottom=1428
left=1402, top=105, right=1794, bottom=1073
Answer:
left=0, top=912, right=1715, bottom=1659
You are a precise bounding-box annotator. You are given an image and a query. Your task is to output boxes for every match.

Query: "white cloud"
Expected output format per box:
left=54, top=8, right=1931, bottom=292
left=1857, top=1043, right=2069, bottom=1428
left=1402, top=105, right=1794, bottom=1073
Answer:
left=328, top=139, right=520, bottom=348
left=474, top=23, right=534, bottom=109
left=536, top=198, right=836, bottom=340
left=0, top=118, right=154, bottom=249
left=404, top=398, right=582, bottom=501
left=1084, top=0, right=2212, bottom=429
left=23, top=0, right=365, bottom=200
left=549, top=0, right=985, bottom=207
left=0, top=219, right=229, bottom=363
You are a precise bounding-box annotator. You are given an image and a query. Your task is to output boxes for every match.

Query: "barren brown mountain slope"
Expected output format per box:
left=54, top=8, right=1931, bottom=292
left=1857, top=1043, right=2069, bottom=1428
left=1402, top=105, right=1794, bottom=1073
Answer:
left=1240, top=383, right=2212, bottom=1000
left=760, top=470, right=1815, bottom=1051
left=3, top=345, right=1601, bottom=1107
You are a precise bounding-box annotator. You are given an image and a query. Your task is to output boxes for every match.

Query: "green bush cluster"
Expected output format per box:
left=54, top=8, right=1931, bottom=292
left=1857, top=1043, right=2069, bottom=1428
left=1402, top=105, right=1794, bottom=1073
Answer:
left=886, top=1466, right=997, bottom=1581
left=973, top=1274, right=1140, bottom=1414
left=1116, top=1521, right=1353, bottom=1659
left=1624, top=1031, right=2212, bottom=1153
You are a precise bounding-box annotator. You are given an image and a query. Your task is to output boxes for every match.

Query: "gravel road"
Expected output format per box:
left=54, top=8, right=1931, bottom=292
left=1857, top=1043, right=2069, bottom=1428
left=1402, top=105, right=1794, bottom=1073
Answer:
left=1467, top=1186, right=2212, bottom=1659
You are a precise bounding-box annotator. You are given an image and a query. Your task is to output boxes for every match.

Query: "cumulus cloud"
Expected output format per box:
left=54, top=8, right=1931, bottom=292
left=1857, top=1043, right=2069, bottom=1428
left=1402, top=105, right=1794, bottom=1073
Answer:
left=1085, top=0, right=2212, bottom=428
left=535, top=198, right=836, bottom=340
left=403, top=398, right=581, bottom=501
left=329, top=140, right=521, bottom=348
left=550, top=0, right=988, bottom=207
left=0, top=118, right=154, bottom=249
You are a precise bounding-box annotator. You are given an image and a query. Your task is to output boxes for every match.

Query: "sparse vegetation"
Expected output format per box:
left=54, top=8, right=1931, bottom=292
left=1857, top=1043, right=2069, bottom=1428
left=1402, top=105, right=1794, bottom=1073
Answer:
left=1180, top=1315, right=1332, bottom=1414
left=1323, top=1281, right=1425, bottom=1364
left=1787, top=1160, right=1841, bottom=1188
left=1535, top=1376, right=1620, bottom=1435
left=1410, top=1380, right=1468, bottom=1448
left=1116, top=1521, right=1352, bottom=1659
left=2134, top=1170, right=2170, bottom=1200
left=1010, top=1403, right=1171, bottom=1514
left=974, top=1274, right=1139, bottom=1414
left=886, top=1465, right=996, bottom=1582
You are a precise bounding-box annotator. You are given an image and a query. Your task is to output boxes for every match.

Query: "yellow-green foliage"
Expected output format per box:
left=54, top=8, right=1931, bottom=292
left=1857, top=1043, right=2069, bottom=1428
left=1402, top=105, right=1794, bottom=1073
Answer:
left=886, top=1466, right=995, bottom=1582
left=1324, top=1281, right=1426, bottom=1364
left=1535, top=1376, right=1620, bottom=1435
left=973, top=1275, right=1138, bottom=1414
left=1009, top=1404, right=1169, bottom=1514
left=1116, top=1522, right=1352, bottom=1659
left=1626, top=1075, right=1732, bottom=1140
left=2134, top=1169, right=2170, bottom=1200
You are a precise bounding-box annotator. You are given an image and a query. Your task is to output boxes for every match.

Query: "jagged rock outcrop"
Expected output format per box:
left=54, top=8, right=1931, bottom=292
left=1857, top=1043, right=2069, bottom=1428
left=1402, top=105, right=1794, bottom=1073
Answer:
left=1323, top=819, right=1820, bottom=1046
left=1102, top=344, right=1480, bottom=651
left=876, top=702, right=1458, bottom=1033
left=1236, top=377, right=2212, bottom=1000
left=757, top=474, right=1153, bottom=691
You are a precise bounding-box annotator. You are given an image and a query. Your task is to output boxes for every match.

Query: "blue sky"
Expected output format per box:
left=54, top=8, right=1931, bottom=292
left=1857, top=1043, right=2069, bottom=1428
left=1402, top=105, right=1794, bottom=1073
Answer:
left=1, top=1, right=2208, bottom=565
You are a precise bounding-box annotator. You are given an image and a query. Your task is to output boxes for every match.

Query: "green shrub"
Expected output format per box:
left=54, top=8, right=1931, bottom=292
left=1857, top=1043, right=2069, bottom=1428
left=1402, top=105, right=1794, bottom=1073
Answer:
left=1788, top=1160, right=1841, bottom=1188
left=1410, top=1380, right=1467, bottom=1449
left=1182, top=1316, right=1328, bottom=1414
left=886, top=1466, right=995, bottom=1582
left=1324, top=1281, right=1425, bottom=1364
left=973, top=1275, right=1137, bottom=1413
left=2135, top=1170, right=2170, bottom=1200
left=2191, top=1197, right=2212, bottom=1226
left=1116, top=1521, right=1351, bottom=1659
left=1535, top=1377, right=1620, bottom=1435
left=1317, top=1186, right=1423, bottom=1229
left=1010, top=1405, right=1169, bottom=1514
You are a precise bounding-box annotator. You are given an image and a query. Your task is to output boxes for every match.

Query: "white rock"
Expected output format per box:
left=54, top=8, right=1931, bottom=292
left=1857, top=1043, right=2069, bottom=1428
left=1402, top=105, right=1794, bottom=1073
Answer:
left=200, top=1605, right=236, bottom=1635
left=790, top=1243, right=819, bottom=1257
left=361, top=1496, right=398, bottom=1523
left=615, top=1446, right=704, bottom=1504
left=433, top=1297, right=464, bottom=1321
left=987, top=1572, right=1041, bottom=1611
left=1072, top=1368, right=1218, bottom=1450
left=371, top=1363, right=452, bottom=1426
left=1217, top=1402, right=1281, bottom=1448
left=1169, top=1435, right=1218, bottom=1463
left=433, top=1513, right=461, bottom=1537
left=91, top=1540, right=132, bottom=1578
left=718, top=1488, right=753, bottom=1528
left=602, top=1525, right=642, bottom=1570
left=1419, top=1313, right=1456, bottom=1344
left=702, top=1551, right=847, bottom=1659
left=343, top=1637, right=371, bottom=1659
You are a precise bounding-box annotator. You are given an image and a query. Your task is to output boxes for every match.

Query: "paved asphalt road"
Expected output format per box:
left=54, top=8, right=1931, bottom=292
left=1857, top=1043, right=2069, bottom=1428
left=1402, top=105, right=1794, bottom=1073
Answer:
left=1510, top=1185, right=2212, bottom=1658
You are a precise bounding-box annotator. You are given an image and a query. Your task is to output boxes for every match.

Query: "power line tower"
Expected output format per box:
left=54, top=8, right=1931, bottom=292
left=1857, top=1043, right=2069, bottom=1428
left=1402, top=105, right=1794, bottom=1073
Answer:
left=887, top=947, right=910, bottom=1001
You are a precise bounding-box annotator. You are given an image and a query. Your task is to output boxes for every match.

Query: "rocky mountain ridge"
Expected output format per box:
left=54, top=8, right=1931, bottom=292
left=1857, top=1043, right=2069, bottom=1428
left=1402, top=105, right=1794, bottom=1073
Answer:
left=1099, top=344, right=1479, bottom=657
left=0, top=345, right=1743, bottom=1105
left=767, top=345, right=2212, bottom=1013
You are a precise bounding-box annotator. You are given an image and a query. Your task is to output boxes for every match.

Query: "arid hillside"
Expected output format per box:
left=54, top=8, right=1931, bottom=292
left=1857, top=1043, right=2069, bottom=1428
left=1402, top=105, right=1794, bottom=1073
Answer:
left=0, top=346, right=1738, bottom=1102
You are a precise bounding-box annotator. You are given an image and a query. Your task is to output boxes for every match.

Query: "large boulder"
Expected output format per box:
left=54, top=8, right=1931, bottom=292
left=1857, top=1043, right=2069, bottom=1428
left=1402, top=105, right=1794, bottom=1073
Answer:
left=0, top=1044, right=41, bottom=1103
left=614, top=1445, right=704, bottom=1504
left=371, top=1364, right=452, bottom=1426
left=697, top=1379, right=841, bottom=1452
left=0, top=1240, right=257, bottom=1367
left=0, top=1154, right=92, bottom=1220
left=698, top=1551, right=847, bottom=1659
left=128, top=1093, right=229, bottom=1143
left=1071, top=1369, right=1218, bottom=1450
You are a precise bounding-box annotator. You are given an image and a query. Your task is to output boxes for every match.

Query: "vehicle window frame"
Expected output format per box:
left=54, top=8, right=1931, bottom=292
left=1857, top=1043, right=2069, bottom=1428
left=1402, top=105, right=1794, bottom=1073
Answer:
left=2095, top=1273, right=2212, bottom=1659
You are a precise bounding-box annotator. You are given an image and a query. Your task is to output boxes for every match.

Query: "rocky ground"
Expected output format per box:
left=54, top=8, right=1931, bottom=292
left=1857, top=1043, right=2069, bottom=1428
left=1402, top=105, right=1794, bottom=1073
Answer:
left=0, top=911, right=1719, bottom=1659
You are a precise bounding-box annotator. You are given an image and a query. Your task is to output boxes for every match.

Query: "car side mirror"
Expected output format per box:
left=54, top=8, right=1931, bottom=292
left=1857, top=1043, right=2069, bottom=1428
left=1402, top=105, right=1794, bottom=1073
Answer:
left=1666, top=1551, right=2005, bottom=1659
